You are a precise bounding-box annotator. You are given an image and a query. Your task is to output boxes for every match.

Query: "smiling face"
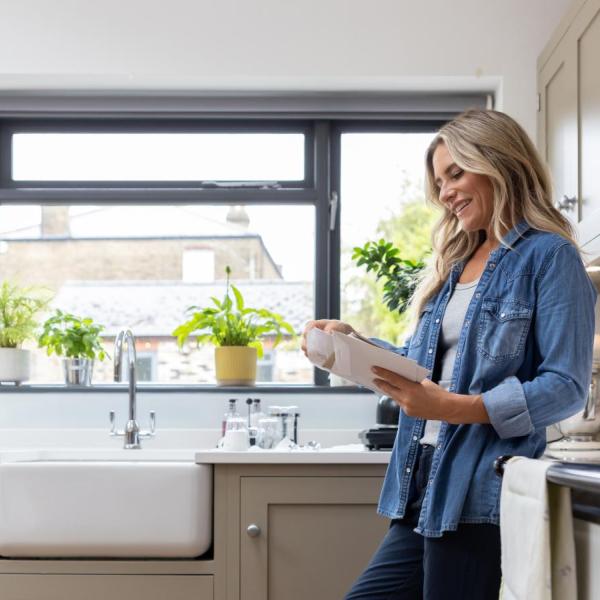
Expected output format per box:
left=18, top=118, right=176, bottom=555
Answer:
left=431, top=141, right=495, bottom=235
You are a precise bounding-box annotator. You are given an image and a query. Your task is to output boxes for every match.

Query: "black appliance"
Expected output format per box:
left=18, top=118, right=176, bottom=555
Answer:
left=359, top=396, right=399, bottom=451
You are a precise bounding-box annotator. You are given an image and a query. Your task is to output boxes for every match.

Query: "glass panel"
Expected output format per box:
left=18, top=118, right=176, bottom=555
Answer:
left=340, top=133, right=439, bottom=345
left=0, top=204, right=314, bottom=384
left=12, top=133, right=305, bottom=181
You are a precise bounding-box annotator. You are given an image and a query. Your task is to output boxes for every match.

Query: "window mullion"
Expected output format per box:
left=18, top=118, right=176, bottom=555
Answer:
left=0, top=124, right=12, bottom=187
left=313, top=120, right=333, bottom=385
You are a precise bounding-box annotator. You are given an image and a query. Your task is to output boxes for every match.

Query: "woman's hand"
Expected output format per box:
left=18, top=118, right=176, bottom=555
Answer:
left=301, top=319, right=356, bottom=356
left=371, top=366, right=490, bottom=424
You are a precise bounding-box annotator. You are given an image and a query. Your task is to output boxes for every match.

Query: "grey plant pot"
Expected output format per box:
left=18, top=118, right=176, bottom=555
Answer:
left=62, top=358, right=94, bottom=386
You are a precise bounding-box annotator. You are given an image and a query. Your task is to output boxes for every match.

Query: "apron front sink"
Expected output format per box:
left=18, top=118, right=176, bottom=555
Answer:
left=0, top=450, right=212, bottom=558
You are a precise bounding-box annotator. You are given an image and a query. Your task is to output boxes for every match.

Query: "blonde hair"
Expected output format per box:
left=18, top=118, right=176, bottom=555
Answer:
left=410, top=109, right=577, bottom=318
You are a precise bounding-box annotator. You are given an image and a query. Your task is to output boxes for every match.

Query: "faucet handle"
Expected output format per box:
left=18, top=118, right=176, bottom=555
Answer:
left=109, top=410, right=124, bottom=437
left=139, top=410, right=156, bottom=439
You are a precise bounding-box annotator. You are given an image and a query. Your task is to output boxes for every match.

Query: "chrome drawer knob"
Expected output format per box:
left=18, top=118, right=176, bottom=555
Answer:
left=246, top=524, right=261, bottom=537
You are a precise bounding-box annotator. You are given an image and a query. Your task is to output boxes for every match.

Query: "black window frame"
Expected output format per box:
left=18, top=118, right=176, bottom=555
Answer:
left=0, top=92, right=490, bottom=388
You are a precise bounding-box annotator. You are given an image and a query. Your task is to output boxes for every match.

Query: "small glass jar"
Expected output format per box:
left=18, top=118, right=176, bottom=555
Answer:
left=256, top=416, right=280, bottom=449
left=268, top=405, right=300, bottom=444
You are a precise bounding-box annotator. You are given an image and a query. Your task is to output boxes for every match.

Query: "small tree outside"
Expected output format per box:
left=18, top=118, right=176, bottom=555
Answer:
left=342, top=179, right=439, bottom=345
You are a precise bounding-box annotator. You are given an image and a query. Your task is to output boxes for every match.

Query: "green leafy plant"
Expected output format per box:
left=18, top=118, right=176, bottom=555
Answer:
left=352, top=240, right=426, bottom=315
left=0, top=281, right=51, bottom=348
left=172, top=266, right=295, bottom=358
left=38, top=309, right=108, bottom=361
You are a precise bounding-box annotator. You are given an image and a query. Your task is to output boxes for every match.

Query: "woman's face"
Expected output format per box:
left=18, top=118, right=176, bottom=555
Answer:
left=431, top=142, right=495, bottom=234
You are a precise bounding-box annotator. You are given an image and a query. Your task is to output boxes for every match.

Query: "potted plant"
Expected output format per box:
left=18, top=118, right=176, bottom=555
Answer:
left=172, top=267, right=295, bottom=385
left=0, top=281, right=51, bottom=384
left=38, top=309, right=108, bottom=386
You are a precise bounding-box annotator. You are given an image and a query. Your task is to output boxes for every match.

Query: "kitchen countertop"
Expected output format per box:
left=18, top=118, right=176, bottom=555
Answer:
left=195, top=444, right=391, bottom=464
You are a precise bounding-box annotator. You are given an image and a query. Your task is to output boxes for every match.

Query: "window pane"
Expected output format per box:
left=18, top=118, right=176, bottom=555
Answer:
left=12, top=133, right=305, bottom=181
left=340, top=133, right=438, bottom=345
left=0, top=204, right=314, bottom=384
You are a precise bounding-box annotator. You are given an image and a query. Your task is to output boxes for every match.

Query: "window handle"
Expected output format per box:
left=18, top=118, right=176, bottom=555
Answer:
left=329, top=191, right=339, bottom=231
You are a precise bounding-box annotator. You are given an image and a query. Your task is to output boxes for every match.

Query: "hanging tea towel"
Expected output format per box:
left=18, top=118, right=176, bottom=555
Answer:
left=500, top=456, right=576, bottom=600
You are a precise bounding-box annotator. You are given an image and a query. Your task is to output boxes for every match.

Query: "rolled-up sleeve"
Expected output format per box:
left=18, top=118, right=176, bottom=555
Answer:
left=483, top=242, right=597, bottom=439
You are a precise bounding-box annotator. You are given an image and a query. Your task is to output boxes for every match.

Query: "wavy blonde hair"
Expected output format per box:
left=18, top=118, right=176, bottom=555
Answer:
left=410, top=109, right=577, bottom=319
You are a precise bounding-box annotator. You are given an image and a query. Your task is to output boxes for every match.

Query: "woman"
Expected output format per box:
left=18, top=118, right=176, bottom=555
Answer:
left=302, top=109, right=597, bottom=599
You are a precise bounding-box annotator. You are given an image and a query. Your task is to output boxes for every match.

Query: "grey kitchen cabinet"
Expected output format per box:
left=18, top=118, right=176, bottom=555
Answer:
left=538, top=0, right=600, bottom=253
left=0, top=560, right=216, bottom=600
left=213, top=463, right=388, bottom=600
left=0, top=574, right=213, bottom=600
left=574, top=518, right=600, bottom=599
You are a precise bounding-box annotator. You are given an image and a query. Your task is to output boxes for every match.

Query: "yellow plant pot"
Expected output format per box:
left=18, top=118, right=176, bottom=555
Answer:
left=214, top=346, right=257, bottom=386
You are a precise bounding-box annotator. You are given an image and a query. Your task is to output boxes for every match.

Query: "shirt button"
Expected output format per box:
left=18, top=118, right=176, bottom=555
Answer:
left=428, top=348, right=433, bottom=354
left=435, top=318, right=440, bottom=324
left=437, top=444, right=442, bottom=450
left=413, top=435, right=418, bottom=441
left=475, top=293, right=481, bottom=299
left=464, top=320, right=470, bottom=326
left=500, top=312, right=506, bottom=318
left=489, top=263, right=496, bottom=269
left=406, top=467, right=411, bottom=473
left=428, top=478, right=433, bottom=485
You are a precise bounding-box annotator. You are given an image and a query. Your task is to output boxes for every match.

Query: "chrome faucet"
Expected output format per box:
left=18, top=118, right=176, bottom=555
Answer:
left=109, top=329, right=155, bottom=449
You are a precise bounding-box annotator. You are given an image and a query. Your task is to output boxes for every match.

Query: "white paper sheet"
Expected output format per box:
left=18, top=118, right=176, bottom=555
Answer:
left=306, top=328, right=429, bottom=393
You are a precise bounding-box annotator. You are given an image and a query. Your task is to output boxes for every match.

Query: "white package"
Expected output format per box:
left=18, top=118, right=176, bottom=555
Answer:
left=306, top=328, right=429, bottom=394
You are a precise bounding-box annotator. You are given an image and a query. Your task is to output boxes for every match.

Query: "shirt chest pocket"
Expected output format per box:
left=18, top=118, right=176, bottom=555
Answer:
left=409, top=302, right=435, bottom=349
left=477, top=299, right=533, bottom=362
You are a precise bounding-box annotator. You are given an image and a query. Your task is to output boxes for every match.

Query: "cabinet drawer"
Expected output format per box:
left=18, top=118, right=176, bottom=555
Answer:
left=0, top=574, right=213, bottom=600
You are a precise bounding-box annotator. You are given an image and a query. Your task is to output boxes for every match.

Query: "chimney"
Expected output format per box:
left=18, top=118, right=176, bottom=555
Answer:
left=41, top=206, right=70, bottom=237
left=226, top=205, right=250, bottom=230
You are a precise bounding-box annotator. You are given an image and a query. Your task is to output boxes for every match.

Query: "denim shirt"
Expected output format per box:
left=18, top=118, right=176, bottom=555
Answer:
left=376, top=221, right=597, bottom=537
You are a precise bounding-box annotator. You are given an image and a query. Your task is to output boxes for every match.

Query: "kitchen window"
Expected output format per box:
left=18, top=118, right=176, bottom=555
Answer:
left=0, top=92, right=490, bottom=386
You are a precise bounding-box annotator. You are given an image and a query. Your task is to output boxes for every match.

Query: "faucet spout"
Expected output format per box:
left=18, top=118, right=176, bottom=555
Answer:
left=110, top=329, right=156, bottom=449
left=114, top=329, right=140, bottom=449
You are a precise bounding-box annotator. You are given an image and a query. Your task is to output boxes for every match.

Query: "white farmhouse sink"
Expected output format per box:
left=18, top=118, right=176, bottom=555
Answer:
left=0, top=449, right=212, bottom=558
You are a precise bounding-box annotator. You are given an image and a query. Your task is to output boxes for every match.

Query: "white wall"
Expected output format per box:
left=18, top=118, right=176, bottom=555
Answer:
left=0, top=0, right=572, bottom=137
left=0, top=389, right=378, bottom=446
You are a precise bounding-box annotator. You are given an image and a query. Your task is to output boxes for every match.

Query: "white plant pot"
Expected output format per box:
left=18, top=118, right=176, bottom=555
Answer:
left=0, top=348, right=31, bottom=384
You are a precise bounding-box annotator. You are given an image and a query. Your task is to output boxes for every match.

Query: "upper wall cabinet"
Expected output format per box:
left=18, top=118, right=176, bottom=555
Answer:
left=538, top=0, right=600, bottom=257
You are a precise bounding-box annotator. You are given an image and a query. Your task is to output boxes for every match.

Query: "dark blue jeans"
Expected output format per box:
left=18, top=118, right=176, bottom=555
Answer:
left=345, top=445, right=501, bottom=600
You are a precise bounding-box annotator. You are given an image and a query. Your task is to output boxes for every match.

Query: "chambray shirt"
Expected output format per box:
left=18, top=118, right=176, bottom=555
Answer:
left=376, top=221, right=597, bottom=537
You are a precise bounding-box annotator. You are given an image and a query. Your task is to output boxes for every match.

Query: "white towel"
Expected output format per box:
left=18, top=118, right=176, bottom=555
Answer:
left=500, top=457, right=577, bottom=600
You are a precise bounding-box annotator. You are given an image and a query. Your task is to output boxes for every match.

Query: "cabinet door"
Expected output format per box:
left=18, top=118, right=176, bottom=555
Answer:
left=0, top=574, right=213, bottom=600
left=538, top=0, right=600, bottom=249
left=240, top=476, right=387, bottom=600
left=575, top=0, right=600, bottom=242
left=574, top=518, right=600, bottom=600
left=538, top=32, right=578, bottom=225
